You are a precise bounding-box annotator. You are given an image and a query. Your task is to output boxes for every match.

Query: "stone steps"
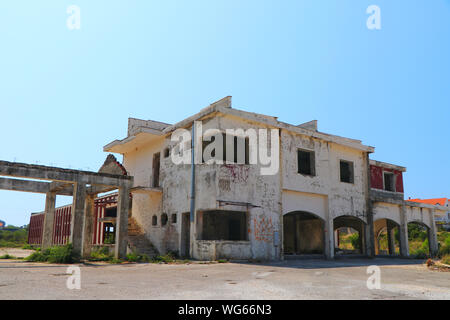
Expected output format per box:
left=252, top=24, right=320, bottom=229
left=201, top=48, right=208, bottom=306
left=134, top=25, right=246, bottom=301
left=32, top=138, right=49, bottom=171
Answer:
left=127, top=217, right=159, bottom=257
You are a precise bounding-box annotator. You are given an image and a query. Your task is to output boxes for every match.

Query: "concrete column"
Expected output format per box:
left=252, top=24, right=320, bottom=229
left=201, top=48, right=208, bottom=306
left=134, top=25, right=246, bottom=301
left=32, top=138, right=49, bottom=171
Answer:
left=115, top=187, right=130, bottom=259
left=399, top=204, right=409, bottom=257
left=70, top=182, right=86, bottom=257
left=365, top=209, right=375, bottom=258
left=429, top=209, right=439, bottom=257
left=387, top=223, right=396, bottom=255
left=324, top=218, right=334, bottom=259
left=42, top=191, right=56, bottom=249
left=374, top=232, right=380, bottom=255
left=81, top=194, right=95, bottom=258
left=364, top=153, right=375, bottom=258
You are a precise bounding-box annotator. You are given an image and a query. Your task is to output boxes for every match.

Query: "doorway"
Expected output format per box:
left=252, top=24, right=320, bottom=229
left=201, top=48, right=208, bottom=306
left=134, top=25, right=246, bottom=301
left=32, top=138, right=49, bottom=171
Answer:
left=181, top=212, right=190, bottom=258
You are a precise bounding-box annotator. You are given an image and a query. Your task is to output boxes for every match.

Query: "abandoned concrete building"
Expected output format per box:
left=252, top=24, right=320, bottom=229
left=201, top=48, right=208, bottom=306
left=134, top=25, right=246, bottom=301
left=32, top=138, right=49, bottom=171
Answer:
left=23, top=96, right=447, bottom=261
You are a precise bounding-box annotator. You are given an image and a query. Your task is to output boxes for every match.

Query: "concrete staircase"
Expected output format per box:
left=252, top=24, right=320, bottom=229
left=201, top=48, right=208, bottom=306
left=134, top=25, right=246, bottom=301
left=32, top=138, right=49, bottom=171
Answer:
left=127, top=217, right=159, bottom=257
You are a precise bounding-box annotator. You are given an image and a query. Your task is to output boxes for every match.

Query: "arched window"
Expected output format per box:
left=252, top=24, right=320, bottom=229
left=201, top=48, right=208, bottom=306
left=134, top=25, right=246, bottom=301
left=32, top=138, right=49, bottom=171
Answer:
left=152, top=215, right=157, bottom=226
left=161, top=213, right=168, bottom=226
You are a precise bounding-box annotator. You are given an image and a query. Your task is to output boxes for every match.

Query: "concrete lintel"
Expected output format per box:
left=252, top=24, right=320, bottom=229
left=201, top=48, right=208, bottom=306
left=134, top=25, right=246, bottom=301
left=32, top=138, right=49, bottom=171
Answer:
left=0, top=177, right=73, bottom=196
left=0, top=160, right=132, bottom=187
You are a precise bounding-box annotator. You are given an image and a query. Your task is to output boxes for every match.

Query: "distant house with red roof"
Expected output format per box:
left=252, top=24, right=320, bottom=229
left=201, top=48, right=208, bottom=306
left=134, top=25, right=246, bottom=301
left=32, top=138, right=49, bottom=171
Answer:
left=407, top=198, right=449, bottom=225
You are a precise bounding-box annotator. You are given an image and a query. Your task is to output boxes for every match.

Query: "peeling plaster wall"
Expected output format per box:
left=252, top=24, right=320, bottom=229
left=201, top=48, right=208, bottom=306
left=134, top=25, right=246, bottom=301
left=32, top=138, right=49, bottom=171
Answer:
left=372, top=202, right=401, bottom=225
left=123, top=139, right=180, bottom=254
left=406, top=206, right=433, bottom=228
left=281, top=130, right=369, bottom=223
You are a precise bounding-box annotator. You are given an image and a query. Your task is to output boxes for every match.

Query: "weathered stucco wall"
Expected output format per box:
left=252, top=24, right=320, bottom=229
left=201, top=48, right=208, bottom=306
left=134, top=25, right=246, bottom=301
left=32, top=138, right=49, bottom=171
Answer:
left=281, top=130, right=369, bottom=223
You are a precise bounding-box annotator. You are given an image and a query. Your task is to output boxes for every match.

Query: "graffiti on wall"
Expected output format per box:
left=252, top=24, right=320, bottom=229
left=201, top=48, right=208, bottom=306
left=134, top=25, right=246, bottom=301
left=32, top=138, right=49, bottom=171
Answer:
left=220, top=164, right=249, bottom=183
left=253, top=216, right=274, bottom=243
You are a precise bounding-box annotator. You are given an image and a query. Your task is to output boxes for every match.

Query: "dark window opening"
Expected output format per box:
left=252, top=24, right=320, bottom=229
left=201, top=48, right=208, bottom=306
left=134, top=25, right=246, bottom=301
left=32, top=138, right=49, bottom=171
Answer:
left=164, top=147, right=170, bottom=158
left=161, top=213, right=168, bottom=226
left=152, top=215, right=157, bottom=226
left=340, top=160, right=354, bottom=183
left=383, top=172, right=395, bottom=192
left=171, top=214, right=177, bottom=224
left=201, top=210, right=247, bottom=241
left=152, top=152, right=160, bottom=187
left=297, top=149, right=315, bottom=176
left=105, top=207, right=117, bottom=218
left=202, top=133, right=249, bottom=164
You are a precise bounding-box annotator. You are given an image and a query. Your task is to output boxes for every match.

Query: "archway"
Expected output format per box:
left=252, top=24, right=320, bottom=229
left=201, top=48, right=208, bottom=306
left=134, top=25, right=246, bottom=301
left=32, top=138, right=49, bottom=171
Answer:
left=283, top=211, right=324, bottom=256
left=333, top=215, right=366, bottom=256
left=407, top=221, right=431, bottom=258
left=373, top=218, right=400, bottom=256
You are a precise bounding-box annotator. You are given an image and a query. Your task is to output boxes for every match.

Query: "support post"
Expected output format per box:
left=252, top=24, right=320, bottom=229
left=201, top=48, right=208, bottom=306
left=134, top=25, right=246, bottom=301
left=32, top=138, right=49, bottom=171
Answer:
left=429, top=209, right=439, bottom=257
left=364, top=153, right=375, bottom=258
left=399, top=204, right=409, bottom=257
left=324, top=218, right=334, bottom=259
left=71, top=182, right=86, bottom=257
left=115, top=186, right=130, bottom=259
left=387, top=222, right=396, bottom=255
left=42, top=191, right=56, bottom=249
left=81, top=194, right=95, bottom=258
left=365, top=208, right=375, bottom=258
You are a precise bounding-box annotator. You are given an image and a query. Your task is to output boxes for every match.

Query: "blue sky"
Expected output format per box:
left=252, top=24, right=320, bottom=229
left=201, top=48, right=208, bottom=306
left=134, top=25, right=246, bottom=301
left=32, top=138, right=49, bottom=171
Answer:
left=0, top=1, right=449, bottom=226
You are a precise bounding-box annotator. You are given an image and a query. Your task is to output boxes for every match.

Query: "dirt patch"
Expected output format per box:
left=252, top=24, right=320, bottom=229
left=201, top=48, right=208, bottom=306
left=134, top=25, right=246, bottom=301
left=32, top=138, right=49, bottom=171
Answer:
left=0, top=247, right=34, bottom=258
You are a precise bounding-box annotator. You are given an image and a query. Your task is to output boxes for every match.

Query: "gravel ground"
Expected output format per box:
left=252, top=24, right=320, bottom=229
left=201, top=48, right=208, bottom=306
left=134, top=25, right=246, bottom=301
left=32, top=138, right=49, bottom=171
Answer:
left=0, top=257, right=449, bottom=300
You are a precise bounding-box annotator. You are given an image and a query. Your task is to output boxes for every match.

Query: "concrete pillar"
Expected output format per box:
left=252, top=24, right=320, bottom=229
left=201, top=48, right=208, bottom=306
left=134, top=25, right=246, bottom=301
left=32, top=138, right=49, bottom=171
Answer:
left=115, top=187, right=130, bottom=259
left=399, top=204, right=409, bottom=257
left=70, top=182, right=86, bottom=257
left=42, top=191, right=56, bottom=249
left=387, top=223, right=396, bottom=256
left=81, top=194, right=95, bottom=258
left=324, top=218, right=334, bottom=259
left=374, top=232, right=380, bottom=255
left=365, top=208, right=375, bottom=258
left=429, top=209, right=439, bottom=257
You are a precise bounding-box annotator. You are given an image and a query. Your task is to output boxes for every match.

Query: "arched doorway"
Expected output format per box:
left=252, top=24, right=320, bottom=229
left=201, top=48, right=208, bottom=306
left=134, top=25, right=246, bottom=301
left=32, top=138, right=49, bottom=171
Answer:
left=373, top=218, right=400, bottom=256
left=283, top=211, right=324, bottom=256
left=333, top=215, right=366, bottom=256
left=407, top=221, right=431, bottom=258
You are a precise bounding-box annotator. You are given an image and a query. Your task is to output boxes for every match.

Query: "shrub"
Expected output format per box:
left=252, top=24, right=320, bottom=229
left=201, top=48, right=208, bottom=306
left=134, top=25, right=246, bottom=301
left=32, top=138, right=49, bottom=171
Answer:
left=0, top=226, right=28, bottom=248
left=411, top=248, right=428, bottom=260
left=25, top=243, right=77, bottom=263
left=349, top=233, right=360, bottom=250
left=441, top=255, right=450, bottom=265
left=126, top=251, right=150, bottom=263
left=439, top=236, right=450, bottom=257
left=90, top=247, right=113, bottom=261
left=153, top=252, right=176, bottom=263
left=22, top=244, right=34, bottom=250
left=0, top=254, right=16, bottom=259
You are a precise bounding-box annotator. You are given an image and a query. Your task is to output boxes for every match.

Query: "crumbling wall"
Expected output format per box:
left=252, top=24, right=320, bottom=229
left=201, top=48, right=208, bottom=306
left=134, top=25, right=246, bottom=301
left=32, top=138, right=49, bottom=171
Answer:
left=281, top=130, right=369, bottom=223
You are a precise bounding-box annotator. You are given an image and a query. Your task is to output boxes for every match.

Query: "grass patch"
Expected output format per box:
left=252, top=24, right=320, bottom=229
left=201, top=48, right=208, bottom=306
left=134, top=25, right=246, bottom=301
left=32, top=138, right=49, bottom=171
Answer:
left=126, top=251, right=150, bottom=263
left=25, top=244, right=78, bottom=264
left=0, top=254, right=16, bottom=259
left=89, top=247, right=113, bottom=262
left=21, top=244, right=35, bottom=250
left=217, top=259, right=228, bottom=263
left=441, top=255, right=450, bottom=265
